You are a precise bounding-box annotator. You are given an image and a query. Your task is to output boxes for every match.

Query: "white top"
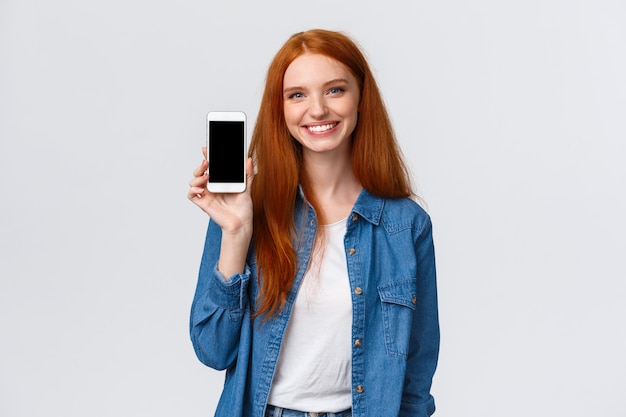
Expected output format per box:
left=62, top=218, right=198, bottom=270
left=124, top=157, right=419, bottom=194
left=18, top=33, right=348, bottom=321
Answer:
left=267, top=217, right=353, bottom=412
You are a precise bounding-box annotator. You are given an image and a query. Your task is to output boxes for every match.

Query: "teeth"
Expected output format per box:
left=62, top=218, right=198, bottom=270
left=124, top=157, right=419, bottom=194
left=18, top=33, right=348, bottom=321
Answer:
left=307, top=123, right=336, bottom=133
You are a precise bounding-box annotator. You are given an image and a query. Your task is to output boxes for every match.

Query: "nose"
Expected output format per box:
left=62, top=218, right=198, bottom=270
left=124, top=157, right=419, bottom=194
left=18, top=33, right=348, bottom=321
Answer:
left=308, top=94, right=328, bottom=119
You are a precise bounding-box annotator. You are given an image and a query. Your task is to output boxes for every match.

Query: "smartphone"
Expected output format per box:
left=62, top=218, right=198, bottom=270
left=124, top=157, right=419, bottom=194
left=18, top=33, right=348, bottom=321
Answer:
left=206, top=111, right=247, bottom=193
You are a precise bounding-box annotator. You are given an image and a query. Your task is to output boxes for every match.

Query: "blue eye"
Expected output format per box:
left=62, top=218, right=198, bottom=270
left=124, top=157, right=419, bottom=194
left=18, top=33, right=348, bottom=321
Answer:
left=328, top=87, right=345, bottom=95
left=288, top=92, right=304, bottom=99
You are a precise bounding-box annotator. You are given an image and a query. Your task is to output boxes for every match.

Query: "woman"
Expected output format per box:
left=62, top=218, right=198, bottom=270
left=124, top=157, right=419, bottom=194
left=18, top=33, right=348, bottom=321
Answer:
left=188, top=29, right=439, bottom=417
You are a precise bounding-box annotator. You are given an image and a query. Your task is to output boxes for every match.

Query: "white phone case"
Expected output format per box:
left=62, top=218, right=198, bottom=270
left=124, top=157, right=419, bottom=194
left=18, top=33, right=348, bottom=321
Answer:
left=206, top=111, right=247, bottom=193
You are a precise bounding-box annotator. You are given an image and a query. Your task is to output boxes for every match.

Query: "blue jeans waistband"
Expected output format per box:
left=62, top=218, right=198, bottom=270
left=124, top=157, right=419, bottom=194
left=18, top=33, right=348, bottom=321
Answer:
left=265, top=405, right=352, bottom=417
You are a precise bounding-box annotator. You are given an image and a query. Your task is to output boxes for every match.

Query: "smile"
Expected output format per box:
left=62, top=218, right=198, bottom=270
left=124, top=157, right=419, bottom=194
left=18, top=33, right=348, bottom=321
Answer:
left=307, top=123, right=337, bottom=133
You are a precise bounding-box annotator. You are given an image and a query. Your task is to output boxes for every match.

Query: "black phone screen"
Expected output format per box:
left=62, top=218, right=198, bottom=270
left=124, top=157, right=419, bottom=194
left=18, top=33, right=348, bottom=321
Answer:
left=208, top=121, right=245, bottom=183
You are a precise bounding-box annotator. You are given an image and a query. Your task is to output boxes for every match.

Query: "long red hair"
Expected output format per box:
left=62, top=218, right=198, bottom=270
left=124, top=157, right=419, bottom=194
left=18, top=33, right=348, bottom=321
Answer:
left=250, top=29, right=414, bottom=317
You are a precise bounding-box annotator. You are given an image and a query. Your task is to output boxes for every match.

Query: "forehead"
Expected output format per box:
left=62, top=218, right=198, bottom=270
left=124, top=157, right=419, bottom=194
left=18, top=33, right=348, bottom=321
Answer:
left=283, top=53, right=354, bottom=86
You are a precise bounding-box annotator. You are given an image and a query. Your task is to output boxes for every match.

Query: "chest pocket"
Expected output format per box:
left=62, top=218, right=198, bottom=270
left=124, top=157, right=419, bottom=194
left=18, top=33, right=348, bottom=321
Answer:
left=378, top=279, right=417, bottom=359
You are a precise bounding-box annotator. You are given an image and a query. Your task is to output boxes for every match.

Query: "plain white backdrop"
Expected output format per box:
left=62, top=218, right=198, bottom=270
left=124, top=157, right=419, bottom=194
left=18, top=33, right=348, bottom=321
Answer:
left=1, top=0, right=625, bottom=416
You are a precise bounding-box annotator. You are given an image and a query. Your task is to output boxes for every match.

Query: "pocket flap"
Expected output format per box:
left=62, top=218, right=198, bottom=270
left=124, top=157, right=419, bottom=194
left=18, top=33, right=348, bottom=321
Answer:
left=378, top=279, right=417, bottom=310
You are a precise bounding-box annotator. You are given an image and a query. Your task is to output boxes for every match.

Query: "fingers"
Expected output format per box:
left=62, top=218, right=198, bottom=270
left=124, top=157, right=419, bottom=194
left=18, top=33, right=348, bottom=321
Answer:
left=188, top=180, right=207, bottom=198
left=193, top=158, right=208, bottom=178
left=188, top=155, right=209, bottom=202
left=188, top=175, right=208, bottom=201
left=187, top=189, right=204, bottom=201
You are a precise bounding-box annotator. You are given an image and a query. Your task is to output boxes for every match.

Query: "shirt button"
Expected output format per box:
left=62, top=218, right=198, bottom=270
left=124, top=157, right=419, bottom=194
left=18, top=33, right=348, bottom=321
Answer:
left=348, top=248, right=356, bottom=255
left=354, top=287, right=363, bottom=295
left=356, top=385, right=364, bottom=393
left=352, top=214, right=358, bottom=222
left=412, top=295, right=417, bottom=304
left=354, top=339, right=362, bottom=347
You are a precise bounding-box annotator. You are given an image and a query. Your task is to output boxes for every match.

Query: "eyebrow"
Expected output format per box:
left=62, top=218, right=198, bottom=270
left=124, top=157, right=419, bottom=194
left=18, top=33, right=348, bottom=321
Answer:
left=283, top=78, right=350, bottom=95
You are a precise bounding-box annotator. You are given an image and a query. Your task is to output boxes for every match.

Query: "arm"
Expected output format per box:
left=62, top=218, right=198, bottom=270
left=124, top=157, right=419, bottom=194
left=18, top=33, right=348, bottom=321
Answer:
left=187, top=149, right=256, bottom=369
left=401, top=218, right=440, bottom=416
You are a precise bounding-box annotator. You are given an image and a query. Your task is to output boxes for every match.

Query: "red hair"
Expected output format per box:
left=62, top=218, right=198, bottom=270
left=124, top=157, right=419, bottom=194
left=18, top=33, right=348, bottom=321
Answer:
left=250, top=29, right=414, bottom=317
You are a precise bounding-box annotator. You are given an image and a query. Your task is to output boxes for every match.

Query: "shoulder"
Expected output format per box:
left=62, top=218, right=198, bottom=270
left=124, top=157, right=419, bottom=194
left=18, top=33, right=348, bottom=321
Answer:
left=353, top=189, right=432, bottom=235
left=382, top=196, right=429, bottom=218
left=381, top=197, right=432, bottom=236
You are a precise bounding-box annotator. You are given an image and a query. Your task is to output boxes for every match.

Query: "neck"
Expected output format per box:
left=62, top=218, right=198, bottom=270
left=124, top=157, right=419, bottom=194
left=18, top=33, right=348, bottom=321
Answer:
left=302, top=150, right=362, bottom=224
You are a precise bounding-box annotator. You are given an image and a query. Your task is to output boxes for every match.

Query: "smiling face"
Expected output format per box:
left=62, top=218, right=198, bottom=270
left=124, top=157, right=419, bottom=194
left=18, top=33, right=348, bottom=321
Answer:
left=282, top=53, right=361, bottom=158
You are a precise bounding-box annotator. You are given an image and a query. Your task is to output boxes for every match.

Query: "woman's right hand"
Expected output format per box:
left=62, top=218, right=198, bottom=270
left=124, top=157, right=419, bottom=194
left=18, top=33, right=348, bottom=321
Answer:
left=188, top=148, right=255, bottom=278
left=188, top=147, right=255, bottom=237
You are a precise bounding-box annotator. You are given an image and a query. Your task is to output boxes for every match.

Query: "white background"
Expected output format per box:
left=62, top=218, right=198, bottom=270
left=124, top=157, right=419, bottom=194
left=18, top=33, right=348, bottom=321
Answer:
left=1, top=0, right=625, bottom=416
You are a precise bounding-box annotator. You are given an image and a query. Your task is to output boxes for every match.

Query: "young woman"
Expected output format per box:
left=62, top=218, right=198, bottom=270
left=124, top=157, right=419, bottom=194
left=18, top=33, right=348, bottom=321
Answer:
left=188, top=29, right=439, bottom=417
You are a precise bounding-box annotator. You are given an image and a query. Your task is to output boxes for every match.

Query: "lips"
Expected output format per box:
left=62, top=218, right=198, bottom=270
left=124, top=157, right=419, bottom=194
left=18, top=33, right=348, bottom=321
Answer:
left=306, top=122, right=338, bottom=133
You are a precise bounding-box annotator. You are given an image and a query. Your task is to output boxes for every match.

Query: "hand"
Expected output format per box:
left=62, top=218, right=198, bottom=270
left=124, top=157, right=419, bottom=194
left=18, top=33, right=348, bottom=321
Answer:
left=188, top=147, right=255, bottom=237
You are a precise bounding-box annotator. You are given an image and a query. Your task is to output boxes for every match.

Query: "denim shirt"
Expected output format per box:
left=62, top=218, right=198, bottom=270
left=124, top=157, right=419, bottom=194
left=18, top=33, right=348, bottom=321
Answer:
left=190, top=189, right=439, bottom=417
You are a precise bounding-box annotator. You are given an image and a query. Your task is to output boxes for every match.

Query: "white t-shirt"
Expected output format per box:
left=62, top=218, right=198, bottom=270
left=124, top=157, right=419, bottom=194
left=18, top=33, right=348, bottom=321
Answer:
left=267, top=217, right=352, bottom=412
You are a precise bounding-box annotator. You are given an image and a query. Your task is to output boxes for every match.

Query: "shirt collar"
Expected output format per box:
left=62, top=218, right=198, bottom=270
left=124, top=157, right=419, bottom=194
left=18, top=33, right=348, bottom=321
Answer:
left=351, top=188, right=385, bottom=225
left=296, top=186, right=385, bottom=226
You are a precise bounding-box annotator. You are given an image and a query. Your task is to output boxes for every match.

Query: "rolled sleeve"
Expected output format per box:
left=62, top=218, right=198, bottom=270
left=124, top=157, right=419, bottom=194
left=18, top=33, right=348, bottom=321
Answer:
left=189, top=220, right=253, bottom=370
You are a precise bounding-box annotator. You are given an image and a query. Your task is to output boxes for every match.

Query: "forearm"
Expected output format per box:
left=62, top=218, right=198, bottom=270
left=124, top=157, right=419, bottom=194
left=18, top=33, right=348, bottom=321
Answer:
left=217, top=226, right=252, bottom=279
